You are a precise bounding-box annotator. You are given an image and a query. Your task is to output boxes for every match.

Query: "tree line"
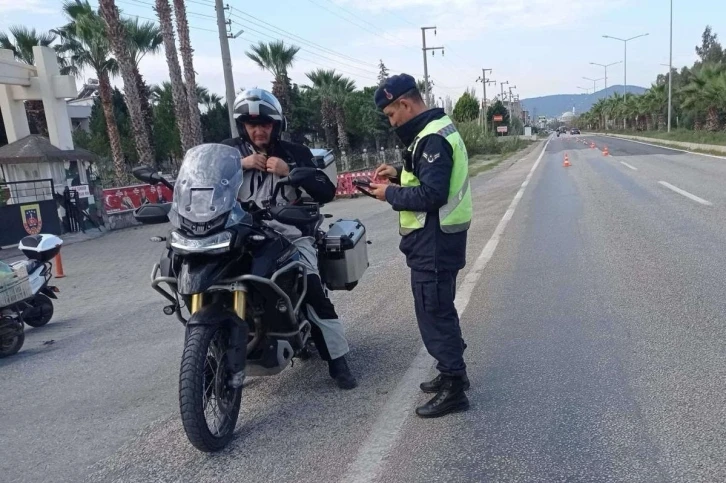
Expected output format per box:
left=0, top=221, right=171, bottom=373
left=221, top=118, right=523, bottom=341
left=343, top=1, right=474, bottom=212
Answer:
left=578, top=26, right=726, bottom=133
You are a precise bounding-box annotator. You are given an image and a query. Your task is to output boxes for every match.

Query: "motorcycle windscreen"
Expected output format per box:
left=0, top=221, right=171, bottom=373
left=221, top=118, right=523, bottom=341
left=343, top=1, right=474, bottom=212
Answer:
left=169, top=143, right=245, bottom=227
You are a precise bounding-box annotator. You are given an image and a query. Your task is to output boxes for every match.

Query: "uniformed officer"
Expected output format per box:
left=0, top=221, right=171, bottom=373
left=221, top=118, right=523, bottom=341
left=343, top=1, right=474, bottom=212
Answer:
left=369, top=74, right=472, bottom=418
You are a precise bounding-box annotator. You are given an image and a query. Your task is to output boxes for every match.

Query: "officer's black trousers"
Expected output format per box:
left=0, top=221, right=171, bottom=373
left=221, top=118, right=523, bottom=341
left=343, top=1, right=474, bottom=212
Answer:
left=411, top=269, right=467, bottom=376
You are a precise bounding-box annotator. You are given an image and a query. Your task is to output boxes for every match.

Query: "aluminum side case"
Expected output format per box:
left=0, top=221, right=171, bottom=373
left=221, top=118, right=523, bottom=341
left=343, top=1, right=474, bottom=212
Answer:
left=319, top=219, right=368, bottom=291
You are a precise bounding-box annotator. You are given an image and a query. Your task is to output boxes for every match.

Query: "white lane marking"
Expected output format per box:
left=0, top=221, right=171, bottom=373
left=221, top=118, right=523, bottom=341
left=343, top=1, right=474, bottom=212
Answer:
left=658, top=181, right=713, bottom=206
left=620, top=161, right=638, bottom=171
left=342, top=139, right=553, bottom=483
left=594, top=134, right=726, bottom=160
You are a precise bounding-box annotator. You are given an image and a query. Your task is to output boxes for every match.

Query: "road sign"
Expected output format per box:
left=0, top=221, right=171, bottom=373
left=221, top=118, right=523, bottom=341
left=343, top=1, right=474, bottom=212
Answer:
left=493, top=114, right=503, bottom=122
left=497, top=126, right=508, bottom=133
left=69, top=184, right=90, bottom=198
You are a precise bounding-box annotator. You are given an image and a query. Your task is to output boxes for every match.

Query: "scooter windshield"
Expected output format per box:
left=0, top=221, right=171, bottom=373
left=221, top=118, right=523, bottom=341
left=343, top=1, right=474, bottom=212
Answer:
left=169, top=143, right=244, bottom=226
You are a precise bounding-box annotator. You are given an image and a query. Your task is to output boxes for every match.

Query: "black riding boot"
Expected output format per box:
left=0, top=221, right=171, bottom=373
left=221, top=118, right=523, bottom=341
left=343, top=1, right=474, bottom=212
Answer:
left=415, top=375, right=469, bottom=418
left=420, top=373, right=470, bottom=393
left=328, top=356, right=358, bottom=390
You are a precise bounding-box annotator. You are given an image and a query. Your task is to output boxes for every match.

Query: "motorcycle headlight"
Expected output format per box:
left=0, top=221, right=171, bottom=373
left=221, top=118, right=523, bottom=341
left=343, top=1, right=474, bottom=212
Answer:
left=170, top=230, right=232, bottom=255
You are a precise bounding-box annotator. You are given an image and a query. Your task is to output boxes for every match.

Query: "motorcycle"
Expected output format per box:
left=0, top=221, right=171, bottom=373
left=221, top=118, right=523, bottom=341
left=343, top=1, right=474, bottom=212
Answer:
left=0, top=234, right=62, bottom=357
left=131, top=144, right=369, bottom=452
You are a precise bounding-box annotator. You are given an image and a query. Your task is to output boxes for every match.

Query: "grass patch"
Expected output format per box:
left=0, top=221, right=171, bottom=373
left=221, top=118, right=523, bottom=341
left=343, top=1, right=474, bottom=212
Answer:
left=468, top=140, right=536, bottom=177
left=606, top=129, right=726, bottom=146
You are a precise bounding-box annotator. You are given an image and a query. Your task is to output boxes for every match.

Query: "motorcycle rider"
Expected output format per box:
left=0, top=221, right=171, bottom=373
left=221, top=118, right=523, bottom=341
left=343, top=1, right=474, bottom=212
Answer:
left=221, top=88, right=357, bottom=390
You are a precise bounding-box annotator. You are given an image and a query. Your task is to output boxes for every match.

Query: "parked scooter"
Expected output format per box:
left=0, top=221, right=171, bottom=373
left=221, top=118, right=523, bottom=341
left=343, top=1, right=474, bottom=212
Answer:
left=0, top=235, right=62, bottom=357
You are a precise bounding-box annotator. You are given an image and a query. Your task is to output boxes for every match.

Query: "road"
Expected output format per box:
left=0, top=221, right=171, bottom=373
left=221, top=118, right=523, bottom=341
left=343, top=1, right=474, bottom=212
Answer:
left=2, top=135, right=726, bottom=482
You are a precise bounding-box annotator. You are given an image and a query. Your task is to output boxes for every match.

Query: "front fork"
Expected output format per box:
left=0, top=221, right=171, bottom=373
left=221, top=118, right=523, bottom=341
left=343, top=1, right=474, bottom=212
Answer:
left=189, top=291, right=248, bottom=389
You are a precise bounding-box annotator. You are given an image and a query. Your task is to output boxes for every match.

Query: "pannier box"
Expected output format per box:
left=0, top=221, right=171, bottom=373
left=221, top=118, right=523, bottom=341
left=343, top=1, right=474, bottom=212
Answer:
left=319, top=219, right=368, bottom=291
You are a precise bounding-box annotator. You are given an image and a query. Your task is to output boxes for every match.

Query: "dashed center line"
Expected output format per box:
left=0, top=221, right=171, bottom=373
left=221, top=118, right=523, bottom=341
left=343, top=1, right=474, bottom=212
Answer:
left=620, top=161, right=638, bottom=171
left=658, top=181, right=713, bottom=206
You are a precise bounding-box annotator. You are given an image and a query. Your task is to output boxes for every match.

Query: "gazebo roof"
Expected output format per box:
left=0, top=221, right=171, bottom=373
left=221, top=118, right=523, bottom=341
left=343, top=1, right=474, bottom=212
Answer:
left=0, top=135, right=98, bottom=164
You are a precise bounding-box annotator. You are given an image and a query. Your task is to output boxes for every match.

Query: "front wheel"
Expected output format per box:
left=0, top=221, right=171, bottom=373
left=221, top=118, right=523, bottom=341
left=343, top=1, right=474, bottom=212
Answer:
left=22, top=294, right=54, bottom=328
left=179, top=325, right=242, bottom=452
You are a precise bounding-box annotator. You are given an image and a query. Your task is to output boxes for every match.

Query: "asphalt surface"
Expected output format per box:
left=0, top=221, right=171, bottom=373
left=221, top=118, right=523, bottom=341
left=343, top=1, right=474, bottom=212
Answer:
left=2, top=135, right=726, bottom=482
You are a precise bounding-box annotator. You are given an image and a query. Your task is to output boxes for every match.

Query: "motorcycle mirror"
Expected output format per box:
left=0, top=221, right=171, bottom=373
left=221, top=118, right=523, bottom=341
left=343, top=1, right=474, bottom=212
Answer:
left=134, top=203, right=171, bottom=224
left=132, top=165, right=175, bottom=191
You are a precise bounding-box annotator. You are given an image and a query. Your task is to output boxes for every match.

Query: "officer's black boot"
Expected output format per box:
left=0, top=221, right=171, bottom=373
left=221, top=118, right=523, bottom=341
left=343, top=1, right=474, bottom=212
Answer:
left=420, top=373, right=470, bottom=394
left=328, top=356, right=358, bottom=390
left=415, top=375, right=469, bottom=418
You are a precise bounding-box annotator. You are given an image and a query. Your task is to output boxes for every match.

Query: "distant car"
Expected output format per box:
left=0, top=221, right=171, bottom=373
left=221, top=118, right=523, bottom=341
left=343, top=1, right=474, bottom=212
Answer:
left=570, top=128, right=580, bottom=135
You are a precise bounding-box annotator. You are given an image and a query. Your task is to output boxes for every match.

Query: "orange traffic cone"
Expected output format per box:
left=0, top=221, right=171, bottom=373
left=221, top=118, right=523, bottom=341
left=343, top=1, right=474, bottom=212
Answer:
left=603, top=146, right=609, bottom=156
left=54, top=253, right=66, bottom=278
left=590, top=141, right=595, bottom=149
left=563, top=153, right=571, bottom=167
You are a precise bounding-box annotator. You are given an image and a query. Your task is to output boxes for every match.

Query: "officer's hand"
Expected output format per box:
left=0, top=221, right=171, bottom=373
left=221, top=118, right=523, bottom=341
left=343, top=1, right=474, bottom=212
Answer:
left=242, top=153, right=267, bottom=171
left=374, top=163, right=397, bottom=180
left=369, top=183, right=389, bottom=201
left=266, top=156, right=290, bottom=177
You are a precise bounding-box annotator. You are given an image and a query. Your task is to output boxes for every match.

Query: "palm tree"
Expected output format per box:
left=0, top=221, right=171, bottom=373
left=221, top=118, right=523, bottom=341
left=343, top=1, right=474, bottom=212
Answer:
left=681, top=63, right=726, bottom=132
left=305, top=69, right=355, bottom=165
left=172, top=0, right=203, bottom=146
left=590, top=98, right=607, bottom=130
left=0, top=26, right=61, bottom=137
left=246, top=40, right=300, bottom=115
left=54, top=0, right=126, bottom=184
left=331, top=76, right=356, bottom=154
left=305, top=69, right=339, bottom=149
left=153, top=0, right=193, bottom=152
left=124, top=17, right=162, bottom=154
left=196, top=86, right=222, bottom=111
left=99, top=0, right=155, bottom=165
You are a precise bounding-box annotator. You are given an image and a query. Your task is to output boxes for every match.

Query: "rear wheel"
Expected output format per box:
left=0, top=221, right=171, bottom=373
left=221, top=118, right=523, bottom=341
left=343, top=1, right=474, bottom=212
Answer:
left=22, top=294, right=54, bottom=328
left=179, top=325, right=242, bottom=452
left=0, top=331, right=24, bottom=358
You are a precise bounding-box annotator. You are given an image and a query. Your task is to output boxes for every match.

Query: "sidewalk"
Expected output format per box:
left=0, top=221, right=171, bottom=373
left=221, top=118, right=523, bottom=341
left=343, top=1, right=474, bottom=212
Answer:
left=0, top=229, right=106, bottom=262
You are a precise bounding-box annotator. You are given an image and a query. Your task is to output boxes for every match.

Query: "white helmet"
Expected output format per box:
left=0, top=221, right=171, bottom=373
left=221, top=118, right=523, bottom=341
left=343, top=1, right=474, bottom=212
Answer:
left=233, top=88, right=286, bottom=138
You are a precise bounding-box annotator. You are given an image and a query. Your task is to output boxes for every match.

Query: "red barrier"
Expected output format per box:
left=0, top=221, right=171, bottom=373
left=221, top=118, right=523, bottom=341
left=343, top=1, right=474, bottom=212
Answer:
left=335, top=170, right=376, bottom=198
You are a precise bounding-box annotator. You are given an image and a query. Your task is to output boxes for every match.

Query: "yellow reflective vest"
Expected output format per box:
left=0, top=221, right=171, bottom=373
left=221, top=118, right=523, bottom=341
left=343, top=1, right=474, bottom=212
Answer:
left=399, top=115, right=472, bottom=236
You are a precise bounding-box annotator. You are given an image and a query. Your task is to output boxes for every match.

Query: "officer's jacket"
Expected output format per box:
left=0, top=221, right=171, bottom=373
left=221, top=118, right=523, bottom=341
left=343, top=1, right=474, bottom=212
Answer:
left=385, top=108, right=467, bottom=272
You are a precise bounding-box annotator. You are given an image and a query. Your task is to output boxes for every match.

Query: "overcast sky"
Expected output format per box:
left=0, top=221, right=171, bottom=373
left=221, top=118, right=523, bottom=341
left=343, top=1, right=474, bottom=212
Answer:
left=1, top=0, right=724, bottom=103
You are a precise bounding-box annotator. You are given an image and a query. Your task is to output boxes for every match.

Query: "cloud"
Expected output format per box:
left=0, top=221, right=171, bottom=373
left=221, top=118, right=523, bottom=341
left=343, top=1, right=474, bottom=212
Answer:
left=0, top=0, right=55, bottom=14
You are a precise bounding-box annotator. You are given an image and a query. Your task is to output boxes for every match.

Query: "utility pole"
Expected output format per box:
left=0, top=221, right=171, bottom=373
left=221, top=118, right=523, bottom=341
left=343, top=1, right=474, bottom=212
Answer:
left=215, top=0, right=238, bottom=137
left=421, top=26, right=444, bottom=107
left=668, top=0, right=673, bottom=132
left=476, top=68, right=492, bottom=132
left=508, top=85, right=516, bottom=121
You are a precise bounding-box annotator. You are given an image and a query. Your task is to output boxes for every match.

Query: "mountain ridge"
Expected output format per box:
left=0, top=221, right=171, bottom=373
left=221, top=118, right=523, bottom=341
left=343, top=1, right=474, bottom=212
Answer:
left=521, top=85, right=648, bottom=118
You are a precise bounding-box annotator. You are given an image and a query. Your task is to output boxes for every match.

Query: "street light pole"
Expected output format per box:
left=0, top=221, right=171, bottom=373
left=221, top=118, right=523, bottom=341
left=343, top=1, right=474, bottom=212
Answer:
left=668, top=0, right=673, bottom=132
left=508, top=85, right=516, bottom=121
left=577, top=86, right=591, bottom=94
left=421, top=26, right=444, bottom=108
left=590, top=61, right=622, bottom=95
left=603, top=33, right=649, bottom=95
left=583, top=76, right=604, bottom=93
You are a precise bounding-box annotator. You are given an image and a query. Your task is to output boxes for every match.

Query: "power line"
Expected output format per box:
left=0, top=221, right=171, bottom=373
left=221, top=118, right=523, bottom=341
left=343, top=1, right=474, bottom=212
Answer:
left=304, top=0, right=418, bottom=53
left=99, top=1, right=218, bottom=33
left=233, top=33, right=378, bottom=84
left=109, top=0, right=381, bottom=78
left=227, top=13, right=380, bottom=76
left=228, top=7, right=376, bottom=68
